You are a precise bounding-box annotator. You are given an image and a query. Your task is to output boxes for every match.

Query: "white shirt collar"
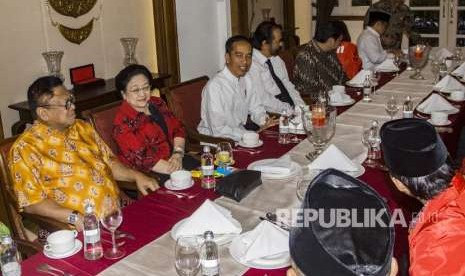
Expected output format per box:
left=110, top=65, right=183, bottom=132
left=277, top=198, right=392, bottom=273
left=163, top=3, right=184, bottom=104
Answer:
left=253, top=49, right=270, bottom=66
left=367, top=26, right=381, bottom=38
left=222, top=66, right=240, bottom=84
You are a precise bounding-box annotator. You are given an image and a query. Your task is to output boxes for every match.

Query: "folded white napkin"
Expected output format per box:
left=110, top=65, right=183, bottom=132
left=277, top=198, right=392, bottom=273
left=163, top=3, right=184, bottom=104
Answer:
left=253, top=155, right=292, bottom=175
left=416, top=93, right=458, bottom=114
left=330, top=92, right=352, bottom=103
left=349, top=70, right=372, bottom=85
left=375, top=58, right=399, bottom=72
left=433, top=75, right=465, bottom=92
left=308, top=144, right=359, bottom=172
left=240, top=221, right=289, bottom=262
left=452, top=62, right=465, bottom=77
left=435, top=48, right=453, bottom=61
left=173, top=199, right=241, bottom=239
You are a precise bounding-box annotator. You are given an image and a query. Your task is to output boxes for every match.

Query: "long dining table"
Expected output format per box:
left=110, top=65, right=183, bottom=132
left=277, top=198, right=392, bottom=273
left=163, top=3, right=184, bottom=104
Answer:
left=19, top=65, right=465, bottom=275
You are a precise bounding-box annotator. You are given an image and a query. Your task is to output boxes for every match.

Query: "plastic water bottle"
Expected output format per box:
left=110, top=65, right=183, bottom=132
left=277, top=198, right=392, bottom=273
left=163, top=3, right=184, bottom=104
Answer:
left=278, top=110, right=290, bottom=144
left=200, top=231, right=219, bottom=276
left=201, top=146, right=216, bottom=189
left=402, top=96, right=413, bottom=118
left=362, top=75, right=372, bottom=102
left=0, top=236, right=21, bottom=276
left=83, top=203, right=103, bottom=260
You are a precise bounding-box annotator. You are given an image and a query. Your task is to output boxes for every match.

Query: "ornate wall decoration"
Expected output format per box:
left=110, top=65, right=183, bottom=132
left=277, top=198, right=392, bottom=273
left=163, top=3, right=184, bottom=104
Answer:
left=48, top=0, right=97, bottom=18
left=57, top=20, right=94, bottom=45
left=45, top=2, right=102, bottom=45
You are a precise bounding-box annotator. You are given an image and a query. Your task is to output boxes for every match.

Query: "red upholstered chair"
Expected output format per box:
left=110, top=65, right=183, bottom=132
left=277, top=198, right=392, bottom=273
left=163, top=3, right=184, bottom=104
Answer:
left=0, top=136, right=70, bottom=244
left=82, top=101, right=121, bottom=155
left=165, top=76, right=235, bottom=152
left=82, top=101, right=138, bottom=193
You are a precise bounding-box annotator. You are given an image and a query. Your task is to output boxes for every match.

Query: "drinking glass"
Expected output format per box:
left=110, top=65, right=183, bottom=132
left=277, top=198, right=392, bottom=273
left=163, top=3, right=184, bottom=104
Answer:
left=175, top=236, right=200, bottom=276
left=361, top=121, right=382, bottom=169
left=289, top=110, right=302, bottom=143
left=300, top=105, right=337, bottom=160
left=430, top=60, right=440, bottom=84
left=216, top=142, right=233, bottom=170
left=455, top=47, right=463, bottom=62
left=100, top=199, right=125, bottom=259
left=385, top=96, right=399, bottom=120
left=393, top=55, right=401, bottom=77
left=370, top=71, right=381, bottom=95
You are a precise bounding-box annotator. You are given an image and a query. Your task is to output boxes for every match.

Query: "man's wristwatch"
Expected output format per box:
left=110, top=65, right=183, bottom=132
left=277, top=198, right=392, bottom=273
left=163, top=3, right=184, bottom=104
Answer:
left=67, top=210, right=80, bottom=225
left=172, top=146, right=185, bottom=157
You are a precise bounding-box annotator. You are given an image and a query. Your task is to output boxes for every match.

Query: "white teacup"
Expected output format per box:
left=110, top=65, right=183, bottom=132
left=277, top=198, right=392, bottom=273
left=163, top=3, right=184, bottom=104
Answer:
left=170, top=170, right=192, bottom=187
left=332, top=85, right=345, bottom=94
left=242, top=132, right=259, bottom=146
left=44, top=230, right=78, bottom=254
left=431, top=111, right=448, bottom=125
left=451, top=90, right=465, bottom=101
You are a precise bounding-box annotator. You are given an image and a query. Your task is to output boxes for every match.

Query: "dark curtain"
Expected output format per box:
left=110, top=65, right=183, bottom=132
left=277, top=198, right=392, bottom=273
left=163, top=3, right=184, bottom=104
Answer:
left=315, top=0, right=338, bottom=31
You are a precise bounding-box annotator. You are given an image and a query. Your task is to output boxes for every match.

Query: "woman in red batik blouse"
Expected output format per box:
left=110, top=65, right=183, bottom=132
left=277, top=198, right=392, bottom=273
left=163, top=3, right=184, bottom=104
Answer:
left=113, top=64, right=199, bottom=183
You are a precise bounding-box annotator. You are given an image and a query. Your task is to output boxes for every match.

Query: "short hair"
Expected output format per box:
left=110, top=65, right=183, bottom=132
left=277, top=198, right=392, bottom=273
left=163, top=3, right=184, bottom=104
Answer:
left=225, top=35, right=251, bottom=54
left=27, top=76, right=63, bottom=118
left=115, top=64, right=154, bottom=93
left=392, top=159, right=454, bottom=201
left=332, top=20, right=351, bottom=42
left=251, top=21, right=283, bottom=50
left=314, top=21, right=344, bottom=43
left=368, top=11, right=391, bottom=27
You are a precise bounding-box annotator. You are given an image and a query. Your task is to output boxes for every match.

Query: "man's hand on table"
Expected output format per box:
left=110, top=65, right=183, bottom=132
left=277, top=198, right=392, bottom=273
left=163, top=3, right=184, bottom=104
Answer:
left=134, top=172, right=159, bottom=196
left=258, top=116, right=279, bottom=132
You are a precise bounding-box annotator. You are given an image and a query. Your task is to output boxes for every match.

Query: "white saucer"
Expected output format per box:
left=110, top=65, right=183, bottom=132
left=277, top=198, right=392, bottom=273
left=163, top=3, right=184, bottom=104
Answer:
left=229, top=234, right=290, bottom=269
left=330, top=98, right=355, bottom=107
left=375, top=68, right=399, bottom=73
left=164, top=179, right=195, bottom=190
left=427, top=119, right=452, bottom=126
left=346, top=81, right=378, bottom=88
left=447, top=96, right=465, bottom=102
left=170, top=218, right=241, bottom=246
left=248, top=159, right=302, bottom=180
left=43, top=239, right=82, bottom=259
left=237, top=140, right=263, bottom=148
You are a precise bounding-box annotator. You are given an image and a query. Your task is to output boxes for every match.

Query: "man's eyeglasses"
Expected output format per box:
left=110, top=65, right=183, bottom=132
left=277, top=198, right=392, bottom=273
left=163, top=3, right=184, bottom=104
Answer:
left=127, top=85, right=151, bottom=95
left=38, top=95, right=76, bottom=110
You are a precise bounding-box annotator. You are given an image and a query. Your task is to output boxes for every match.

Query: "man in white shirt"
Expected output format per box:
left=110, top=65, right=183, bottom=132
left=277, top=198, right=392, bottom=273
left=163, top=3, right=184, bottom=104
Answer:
left=248, top=21, right=305, bottom=114
left=198, top=35, right=273, bottom=141
left=357, top=11, right=391, bottom=70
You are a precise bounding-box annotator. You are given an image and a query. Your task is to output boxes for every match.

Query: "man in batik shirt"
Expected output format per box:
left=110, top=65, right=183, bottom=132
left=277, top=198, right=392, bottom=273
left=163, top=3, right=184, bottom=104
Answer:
left=9, top=76, right=158, bottom=231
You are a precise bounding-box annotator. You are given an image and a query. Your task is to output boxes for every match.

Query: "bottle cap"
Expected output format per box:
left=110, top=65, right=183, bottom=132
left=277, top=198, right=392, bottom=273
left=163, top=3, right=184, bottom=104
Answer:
left=203, top=145, right=210, bottom=153
left=1, top=235, right=12, bottom=245
left=84, top=203, right=94, bottom=214
left=203, top=230, right=214, bottom=240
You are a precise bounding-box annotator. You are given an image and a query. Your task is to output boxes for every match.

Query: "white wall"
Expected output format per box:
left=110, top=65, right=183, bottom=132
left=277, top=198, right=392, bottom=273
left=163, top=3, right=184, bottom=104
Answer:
left=248, top=0, right=284, bottom=32
left=176, top=0, right=231, bottom=81
left=295, top=0, right=312, bottom=44
left=0, top=0, right=157, bottom=137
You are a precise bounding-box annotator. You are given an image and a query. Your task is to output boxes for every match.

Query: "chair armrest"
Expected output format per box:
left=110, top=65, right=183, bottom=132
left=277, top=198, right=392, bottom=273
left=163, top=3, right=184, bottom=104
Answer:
left=185, top=128, right=235, bottom=152
left=21, top=212, right=71, bottom=233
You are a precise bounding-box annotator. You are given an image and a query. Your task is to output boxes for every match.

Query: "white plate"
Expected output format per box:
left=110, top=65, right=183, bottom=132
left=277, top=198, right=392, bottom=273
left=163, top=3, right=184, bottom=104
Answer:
left=427, top=119, right=452, bottom=126
left=451, top=72, right=463, bottom=78
left=229, top=234, right=290, bottom=269
left=170, top=218, right=241, bottom=246
left=164, top=179, right=195, bottom=191
left=44, top=239, right=82, bottom=259
left=415, top=106, right=459, bottom=115
left=237, top=140, right=263, bottom=148
left=247, top=159, right=302, bottom=180
left=346, top=81, right=378, bottom=88
left=329, top=98, right=355, bottom=107
left=375, top=68, right=399, bottom=73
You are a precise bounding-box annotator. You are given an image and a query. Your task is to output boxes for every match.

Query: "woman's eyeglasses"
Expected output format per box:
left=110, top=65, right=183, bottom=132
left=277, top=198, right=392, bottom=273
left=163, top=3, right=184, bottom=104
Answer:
left=38, top=95, right=76, bottom=110
left=127, top=85, right=151, bottom=95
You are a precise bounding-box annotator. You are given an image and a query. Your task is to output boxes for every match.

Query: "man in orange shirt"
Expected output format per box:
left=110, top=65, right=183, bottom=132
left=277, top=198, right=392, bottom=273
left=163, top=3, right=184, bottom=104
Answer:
left=381, top=119, right=465, bottom=275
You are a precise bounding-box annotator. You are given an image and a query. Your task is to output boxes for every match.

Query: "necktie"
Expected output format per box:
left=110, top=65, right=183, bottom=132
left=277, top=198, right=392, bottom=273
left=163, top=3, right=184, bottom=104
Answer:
left=265, top=59, right=294, bottom=107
